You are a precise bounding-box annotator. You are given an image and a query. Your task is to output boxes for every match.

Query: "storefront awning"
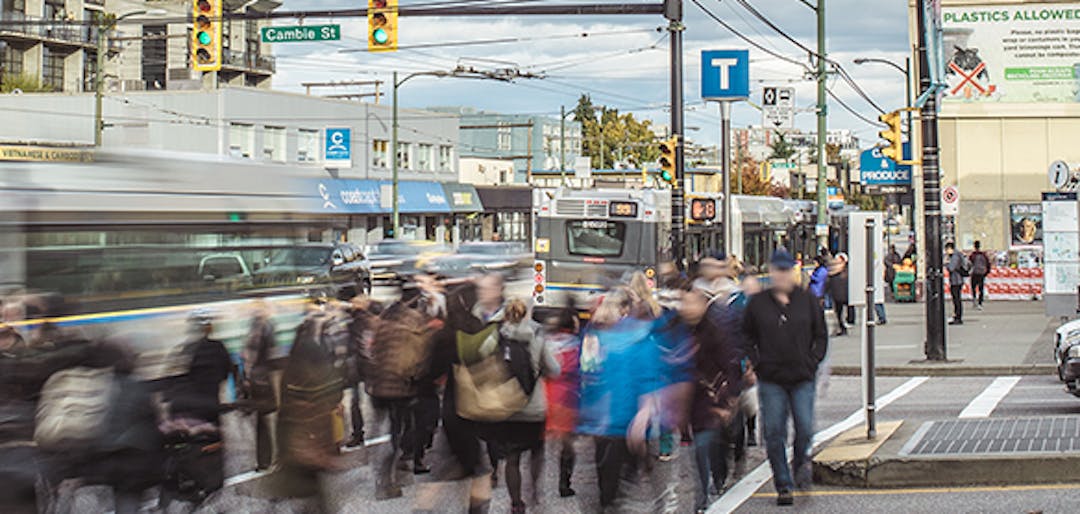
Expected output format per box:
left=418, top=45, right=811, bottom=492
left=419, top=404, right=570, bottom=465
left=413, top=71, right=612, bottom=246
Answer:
left=307, top=179, right=451, bottom=214
left=475, top=186, right=532, bottom=211
left=442, top=183, right=484, bottom=213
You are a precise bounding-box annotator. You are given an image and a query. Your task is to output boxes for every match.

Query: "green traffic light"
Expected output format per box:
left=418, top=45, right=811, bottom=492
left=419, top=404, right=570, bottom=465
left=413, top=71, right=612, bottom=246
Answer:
left=197, top=31, right=212, bottom=46
left=372, top=28, right=389, bottom=45
left=661, top=171, right=672, bottom=181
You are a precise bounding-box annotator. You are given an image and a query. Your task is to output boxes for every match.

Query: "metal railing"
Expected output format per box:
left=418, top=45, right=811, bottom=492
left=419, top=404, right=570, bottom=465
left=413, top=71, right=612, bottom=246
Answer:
left=1, top=11, right=90, bottom=45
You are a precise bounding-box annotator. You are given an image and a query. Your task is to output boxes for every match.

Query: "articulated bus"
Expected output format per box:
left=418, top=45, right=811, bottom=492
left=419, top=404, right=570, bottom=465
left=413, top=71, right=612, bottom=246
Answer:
left=531, top=188, right=671, bottom=317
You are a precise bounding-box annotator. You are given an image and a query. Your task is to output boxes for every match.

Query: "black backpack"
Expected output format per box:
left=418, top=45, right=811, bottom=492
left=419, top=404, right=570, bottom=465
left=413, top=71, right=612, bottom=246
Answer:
left=499, top=334, right=538, bottom=396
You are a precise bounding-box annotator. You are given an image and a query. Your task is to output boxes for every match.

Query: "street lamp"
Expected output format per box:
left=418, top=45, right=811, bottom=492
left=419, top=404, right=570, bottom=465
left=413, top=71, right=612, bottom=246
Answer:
left=94, top=9, right=167, bottom=146
left=391, top=66, right=537, bottom=237
left=853, top=57, right=913, bottom=141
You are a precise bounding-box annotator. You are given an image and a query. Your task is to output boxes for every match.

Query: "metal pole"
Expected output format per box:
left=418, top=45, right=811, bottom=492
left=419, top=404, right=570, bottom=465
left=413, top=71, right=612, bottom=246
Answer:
left=94, top=15, right=108, bottom=147
left=391, top=71, right=400, bottom=238
left=599, top=120, right=605, bottom=171
left=815, top=0, right=828, bottom=249
left=918, top=0, right=946, bottom=361
left=560, top=105, right=567, bottom=184
left=865, top=217, right=877, bottom=439
left=721, top=101, right=732, bottom=257
left=669, top=9, right=686, bottom=269
left=736, top=131, right=743, bottom=195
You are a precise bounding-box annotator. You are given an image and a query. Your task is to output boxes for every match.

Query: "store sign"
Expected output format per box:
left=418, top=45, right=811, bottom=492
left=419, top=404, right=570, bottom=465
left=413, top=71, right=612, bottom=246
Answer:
left=942, top=3, right=1080, bottom=103
left=859, top=146, right=913, bottom=187
left=0, top=145, right=94, bottom=162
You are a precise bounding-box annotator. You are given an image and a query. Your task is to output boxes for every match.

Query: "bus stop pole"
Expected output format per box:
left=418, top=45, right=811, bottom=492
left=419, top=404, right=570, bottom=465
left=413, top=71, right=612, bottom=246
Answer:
left=865, top=217, right=877, bottom=439
left=721, top=101, right=733, bottom=258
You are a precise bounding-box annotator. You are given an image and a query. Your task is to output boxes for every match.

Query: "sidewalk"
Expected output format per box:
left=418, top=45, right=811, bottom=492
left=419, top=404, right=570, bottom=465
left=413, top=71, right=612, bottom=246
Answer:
left=826, top=300, right=1060, bottom=375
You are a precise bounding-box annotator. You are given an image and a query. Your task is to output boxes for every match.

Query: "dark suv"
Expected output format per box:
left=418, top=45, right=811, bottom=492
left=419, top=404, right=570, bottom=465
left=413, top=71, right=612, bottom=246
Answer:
left=252, top=243, right=371, bottom=299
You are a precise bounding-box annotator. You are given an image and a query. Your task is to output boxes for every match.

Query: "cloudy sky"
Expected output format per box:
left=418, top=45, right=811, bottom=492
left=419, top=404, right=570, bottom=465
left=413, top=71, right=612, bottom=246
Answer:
left=275, top=0, right=912, bottom=147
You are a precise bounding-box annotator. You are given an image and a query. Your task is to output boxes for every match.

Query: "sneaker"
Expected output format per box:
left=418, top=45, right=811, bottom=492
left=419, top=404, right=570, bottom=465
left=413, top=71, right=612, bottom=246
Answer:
left=776, top=488, right=794, bottom=506
left=344, top=433, right=365, bottom=448
left=976, top=304, right=984, bottom=311
left=948, top=318, right=963, bottom=325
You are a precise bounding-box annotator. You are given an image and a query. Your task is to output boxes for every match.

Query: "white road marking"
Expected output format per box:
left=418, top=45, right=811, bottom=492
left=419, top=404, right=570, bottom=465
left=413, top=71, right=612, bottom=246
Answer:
left=958, top=376, right=1021, bottom=418
left=708, top=376, right=931, bottom=514
left=876, top=344, right=919, bottom=351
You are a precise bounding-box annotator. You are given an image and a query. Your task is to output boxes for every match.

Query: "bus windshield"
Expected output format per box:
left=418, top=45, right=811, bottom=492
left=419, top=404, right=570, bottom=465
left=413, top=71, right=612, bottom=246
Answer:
left=567, top=220, right=625, bottom=257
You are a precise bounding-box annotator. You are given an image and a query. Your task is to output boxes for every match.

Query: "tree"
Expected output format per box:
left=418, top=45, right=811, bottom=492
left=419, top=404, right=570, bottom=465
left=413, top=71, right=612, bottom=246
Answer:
left=738, top=157, right=790, bottom=198
left=0, top=73, right=53, bottom=93
left=573, top=95, right=660, bottom=169
left=767, top=130, right=797, bottom=161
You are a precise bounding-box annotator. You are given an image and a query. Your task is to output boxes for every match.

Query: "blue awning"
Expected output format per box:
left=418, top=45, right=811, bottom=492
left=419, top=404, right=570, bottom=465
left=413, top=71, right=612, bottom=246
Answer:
left=306, top=178, right=451, bottom=214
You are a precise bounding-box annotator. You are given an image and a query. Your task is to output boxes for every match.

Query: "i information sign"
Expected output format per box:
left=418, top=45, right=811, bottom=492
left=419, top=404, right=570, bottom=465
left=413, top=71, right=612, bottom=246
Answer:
left=701, top=50, right=750, bottom=101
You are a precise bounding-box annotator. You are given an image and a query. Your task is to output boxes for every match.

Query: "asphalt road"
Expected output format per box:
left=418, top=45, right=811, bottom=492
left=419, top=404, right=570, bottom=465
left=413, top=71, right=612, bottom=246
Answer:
left=730, top=375, right=1080, bottom=514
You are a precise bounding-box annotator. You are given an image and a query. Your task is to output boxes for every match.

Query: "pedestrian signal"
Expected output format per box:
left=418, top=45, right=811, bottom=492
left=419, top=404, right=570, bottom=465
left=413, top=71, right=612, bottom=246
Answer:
left=658, top=136, right=679, bottom=188
left=878, top=110, right=903, bottom=162
left=191, top=0, right=222, bottom=72
left=368, top=0, right=398, bottom=52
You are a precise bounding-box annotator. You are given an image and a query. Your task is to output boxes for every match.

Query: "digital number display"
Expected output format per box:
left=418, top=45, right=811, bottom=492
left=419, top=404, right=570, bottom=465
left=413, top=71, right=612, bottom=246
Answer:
left=608, top=201, right=638, bottom=218
left=690, top=199, right=717, bottom=221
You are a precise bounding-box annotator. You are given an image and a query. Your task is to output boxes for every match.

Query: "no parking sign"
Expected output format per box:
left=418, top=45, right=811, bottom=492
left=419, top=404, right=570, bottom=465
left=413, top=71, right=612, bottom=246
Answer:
left=942, top=185, right=959, bottom=215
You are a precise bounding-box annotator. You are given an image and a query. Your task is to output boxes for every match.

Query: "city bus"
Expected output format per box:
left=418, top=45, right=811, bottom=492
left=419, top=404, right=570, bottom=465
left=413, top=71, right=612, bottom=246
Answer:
left=531, top=187, right=671, bottom=317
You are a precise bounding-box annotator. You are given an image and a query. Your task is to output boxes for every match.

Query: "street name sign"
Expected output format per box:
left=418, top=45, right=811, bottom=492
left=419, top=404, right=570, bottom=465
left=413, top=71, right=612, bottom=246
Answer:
left=701, top=50, right=750, bottom=100
left=762, top=86, right=795, bottom=129
left=261, top=25, right=341, bottom=43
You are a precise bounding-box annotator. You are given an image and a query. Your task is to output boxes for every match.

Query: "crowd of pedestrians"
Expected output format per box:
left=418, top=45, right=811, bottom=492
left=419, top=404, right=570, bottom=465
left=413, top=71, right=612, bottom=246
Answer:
left=0, top=246, right=835, bottom=513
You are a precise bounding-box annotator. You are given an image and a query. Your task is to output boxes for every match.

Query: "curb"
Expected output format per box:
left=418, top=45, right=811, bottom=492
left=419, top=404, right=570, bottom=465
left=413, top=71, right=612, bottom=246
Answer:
left=830, top=365, right=1055, bottom=377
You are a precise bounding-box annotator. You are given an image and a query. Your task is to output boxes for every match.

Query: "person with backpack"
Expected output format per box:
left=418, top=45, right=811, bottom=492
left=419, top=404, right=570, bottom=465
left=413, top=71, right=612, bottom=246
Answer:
left=486, top=298, right=559, bottom=514
left=542, top=304, right=581, bottom=499
left=969, top=240, right=992, bottom=310
left=827, top=254, right=850, bottom=337
left=167, top=310, right=234, bottom=426
left=242, top=300, right=278, bottom=471
left=946, top=242, right=969, bottom=325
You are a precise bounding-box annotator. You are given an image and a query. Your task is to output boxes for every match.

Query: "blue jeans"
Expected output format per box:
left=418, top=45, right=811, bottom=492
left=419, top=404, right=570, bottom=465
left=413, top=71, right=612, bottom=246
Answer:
left=874, top=303, right=887, bottom=323
left=757, top=380, right=816, bottom=491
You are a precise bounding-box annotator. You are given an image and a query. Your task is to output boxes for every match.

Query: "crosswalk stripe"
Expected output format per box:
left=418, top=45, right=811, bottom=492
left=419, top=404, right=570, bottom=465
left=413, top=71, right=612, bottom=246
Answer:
left=958, top=376, right=1021, bottom=418
left=708, top=376, right=930, bottom=514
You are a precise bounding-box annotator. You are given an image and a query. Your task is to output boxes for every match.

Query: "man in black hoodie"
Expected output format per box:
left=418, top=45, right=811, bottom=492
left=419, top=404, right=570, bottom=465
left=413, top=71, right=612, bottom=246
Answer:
left=742, top=250, right=828, bottom=507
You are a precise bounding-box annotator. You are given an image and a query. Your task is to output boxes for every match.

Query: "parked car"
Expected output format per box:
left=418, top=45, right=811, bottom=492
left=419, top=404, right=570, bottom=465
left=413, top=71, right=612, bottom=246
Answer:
left=422, top=241, right=532, bottom=279
left=366, top=239, right=450, bottom=284
left=252, top=244, right=370, bottom=299
left=1055, top=318, right=1080, bottom=396
left=197, top=253, right=253, bottom=289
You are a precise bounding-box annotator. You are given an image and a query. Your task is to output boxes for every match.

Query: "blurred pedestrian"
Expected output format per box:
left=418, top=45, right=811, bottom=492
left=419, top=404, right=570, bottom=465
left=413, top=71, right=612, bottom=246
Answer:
left=946, top=242, right=969, bottom=325
left=827, top=254, right=850, bottom=337
left=680, top=289, right=744, bottom=513
left=969, top=240, right=992, bottom=310
left=488, top=299, right=559, bottom=514
left=542, top=304, right=581, bottom=499
left=577, top=288, right=663, bottom=509
left=808, top=255, right=828, bottom=304
left=243, top=299, right=279, bottom=470
left=743, top=250, right=828, bottom=506
left=167, top=310, right=233, bottom=426
left=884, top=245, right=902, bottom=299
left=344, top=296, right=377, bottom=449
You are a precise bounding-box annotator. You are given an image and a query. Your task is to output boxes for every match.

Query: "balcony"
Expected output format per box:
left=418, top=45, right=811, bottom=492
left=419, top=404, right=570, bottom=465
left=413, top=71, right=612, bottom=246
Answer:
left=221, top=48, right=275, bottom=75
left=1, top=11, right=92, bottom=48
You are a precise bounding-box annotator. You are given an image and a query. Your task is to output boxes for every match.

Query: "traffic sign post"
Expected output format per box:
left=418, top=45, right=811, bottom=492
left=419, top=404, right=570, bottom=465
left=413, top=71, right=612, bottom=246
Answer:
left=261, top=25, right=341, bottom=43
left=762, top=86, right=795, bottom=129
left=942, top=185, right=959, bottom=215
left=701, top=49, right=749, bottom=257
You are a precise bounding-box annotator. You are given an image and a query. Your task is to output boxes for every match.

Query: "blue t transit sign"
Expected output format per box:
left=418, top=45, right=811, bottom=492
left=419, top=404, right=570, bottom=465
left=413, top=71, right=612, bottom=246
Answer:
left=324, top=127, right=351, bottom=166
left=701, top=50, right=750, bottom=100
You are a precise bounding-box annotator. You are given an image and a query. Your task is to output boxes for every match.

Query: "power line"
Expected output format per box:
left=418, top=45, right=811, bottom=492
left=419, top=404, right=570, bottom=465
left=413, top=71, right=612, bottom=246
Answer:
left=689, top=0, right=811, bottom=72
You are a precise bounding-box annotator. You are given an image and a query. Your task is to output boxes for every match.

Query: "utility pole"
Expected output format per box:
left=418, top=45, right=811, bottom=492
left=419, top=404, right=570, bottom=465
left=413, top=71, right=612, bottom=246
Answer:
left=560, top=105, right=567, bottom=184
left=391, top=70, right=401, bottom=237
left=917, top=0, right=946, bottom=360
left=667, top=0, right=686, bottom=268
left=94, top=13, right=108, bottom=147
left=815, top=0, right=828, bottom=249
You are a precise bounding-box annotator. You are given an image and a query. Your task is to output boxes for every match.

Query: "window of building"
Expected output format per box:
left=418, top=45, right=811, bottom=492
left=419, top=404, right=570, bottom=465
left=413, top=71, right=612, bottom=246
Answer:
left=245, top=20, right=260, bottom=57
left=1, top=43, right=23, bottom=79
left=263, top=126, right=285, bottom=162
left=497, top=122, right=512, bottom=151
left=3, top=0, right=27, bottom=14
left=438, top=145, right=453, bottom=171
left=81, top=50, right=96, bottom=92
left=397, top=143, right=412, bottom=169
left=297, top=129, right=318, bottom=162
left=43, top=0, right=63, bottom=20
left=372, top=139, right=389, bottom=168
left=416, top=144, right=434, bottom=171
left=41, top=46, right=64, bottom=91
left=141, top=24, right=167, bottom=90
left=228, top=123, right=255, bottom=159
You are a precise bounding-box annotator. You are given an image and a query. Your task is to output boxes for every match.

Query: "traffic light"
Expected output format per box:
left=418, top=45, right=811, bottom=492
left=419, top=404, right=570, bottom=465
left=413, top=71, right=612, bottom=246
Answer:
left=658, top=136, right=678, bottom=188
left=191, top=0, right=222, bottom=72
left=368, top=0, right=398, bottom=52
left=878, top=110, right=903, bottom=162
